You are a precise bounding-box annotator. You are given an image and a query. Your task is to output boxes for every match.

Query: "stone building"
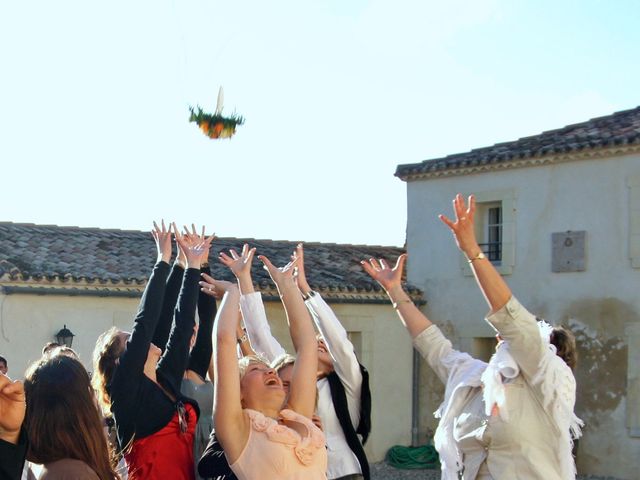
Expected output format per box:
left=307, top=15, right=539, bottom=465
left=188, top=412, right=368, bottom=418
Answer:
left=0, top=223, right=420, bottom=462
left=396, top=105, right=640, bottom=478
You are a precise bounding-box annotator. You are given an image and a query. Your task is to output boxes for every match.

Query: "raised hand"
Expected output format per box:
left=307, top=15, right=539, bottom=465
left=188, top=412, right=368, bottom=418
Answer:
left=258, top=255, right=298, bottom=289
left=0, top=373, right=25, bottom=444
left=361, top=254, right=406, bottom=294
left=438, top=194, right=479, bottom=257
left=199, top=273, right=237, bottom=299
left=185, top=224, right=214, bottom=266
left=152, top=220, right=172, bottom=264
left=361, top=254, right=431, bottom=338
left=219, top=244, right=256, bottom=279
left=175, top=235, right=187, bottom=268
left=174, top=223, right=213, bottom=269
left=291, top=243, right=311, bottom=294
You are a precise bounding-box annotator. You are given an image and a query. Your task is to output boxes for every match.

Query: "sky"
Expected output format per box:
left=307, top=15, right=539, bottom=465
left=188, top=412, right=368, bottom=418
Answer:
left=1, top=0, right=639, bottom=247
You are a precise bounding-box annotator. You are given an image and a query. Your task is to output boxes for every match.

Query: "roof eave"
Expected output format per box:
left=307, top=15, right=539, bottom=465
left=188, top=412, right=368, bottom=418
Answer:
left=396, top=143, right=640, bottom=182
left=0, top=279, right=424, bottom=305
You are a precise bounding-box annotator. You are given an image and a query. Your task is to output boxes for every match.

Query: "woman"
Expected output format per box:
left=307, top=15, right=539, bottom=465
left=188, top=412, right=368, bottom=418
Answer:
left=361, top=194, right=582, bottom=480
left=24, top=355, right=119, bottom=480
left=150, top=225, right=217, bottom=480
left=227, top=243, right=370, bottom=480
left=203, top=253, right=327, bottom=480
left=92, top=221, right=211, bottom=480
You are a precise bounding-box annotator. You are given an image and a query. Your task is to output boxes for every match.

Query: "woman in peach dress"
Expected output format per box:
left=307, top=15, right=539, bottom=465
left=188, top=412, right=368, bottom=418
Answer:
left=201, top=249, right=327, bottom=480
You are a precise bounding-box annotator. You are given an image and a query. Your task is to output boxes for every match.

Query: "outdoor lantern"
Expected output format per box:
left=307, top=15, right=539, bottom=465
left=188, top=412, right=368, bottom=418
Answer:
left=55, top=325, right=75, bottom=348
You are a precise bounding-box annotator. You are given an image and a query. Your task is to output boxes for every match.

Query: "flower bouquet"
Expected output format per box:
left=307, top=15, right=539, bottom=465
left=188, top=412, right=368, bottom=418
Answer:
left=189, top=87, right=244, bottom=139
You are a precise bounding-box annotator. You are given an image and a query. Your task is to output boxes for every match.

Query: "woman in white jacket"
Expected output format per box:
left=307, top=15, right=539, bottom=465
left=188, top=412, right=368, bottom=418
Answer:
left=362, top=194, right=582, bottom=480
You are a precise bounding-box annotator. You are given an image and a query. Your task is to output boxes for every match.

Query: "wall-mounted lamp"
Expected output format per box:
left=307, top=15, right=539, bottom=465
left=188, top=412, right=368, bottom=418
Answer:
left=55, top=325, right=75, bottom=348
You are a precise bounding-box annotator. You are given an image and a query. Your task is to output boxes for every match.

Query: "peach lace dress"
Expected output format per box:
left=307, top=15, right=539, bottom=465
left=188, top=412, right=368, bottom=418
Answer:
left=230, top=408, right=328, bottom=480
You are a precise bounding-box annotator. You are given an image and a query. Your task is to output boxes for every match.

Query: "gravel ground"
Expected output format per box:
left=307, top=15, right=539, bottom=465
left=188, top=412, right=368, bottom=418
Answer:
left=369, top=463, right=624, bottom=480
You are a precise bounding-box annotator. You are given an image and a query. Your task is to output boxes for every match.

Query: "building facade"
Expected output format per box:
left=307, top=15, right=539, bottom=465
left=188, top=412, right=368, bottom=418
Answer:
left=396, top=106, right=640, bottom=478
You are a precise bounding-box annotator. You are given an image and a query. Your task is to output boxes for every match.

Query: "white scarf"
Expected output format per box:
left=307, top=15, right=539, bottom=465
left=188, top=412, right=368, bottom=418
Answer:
left=435, top=321, right=583, bottom=480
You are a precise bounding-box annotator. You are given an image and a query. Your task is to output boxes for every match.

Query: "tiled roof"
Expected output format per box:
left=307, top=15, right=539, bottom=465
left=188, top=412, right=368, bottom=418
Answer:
left=396, top=106, right=640, bottom=180
left=0, top=222, right=420, bottom=301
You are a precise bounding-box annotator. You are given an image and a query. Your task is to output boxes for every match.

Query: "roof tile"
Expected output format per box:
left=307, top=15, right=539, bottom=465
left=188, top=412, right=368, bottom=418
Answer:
left=396, top=106, right=640, bottom=179
left=0, top=223, right=419, bottom=297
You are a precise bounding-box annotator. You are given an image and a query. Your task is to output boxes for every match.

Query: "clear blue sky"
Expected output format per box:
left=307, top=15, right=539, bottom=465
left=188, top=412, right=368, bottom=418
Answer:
left=1, top=0, right=638, bottom=246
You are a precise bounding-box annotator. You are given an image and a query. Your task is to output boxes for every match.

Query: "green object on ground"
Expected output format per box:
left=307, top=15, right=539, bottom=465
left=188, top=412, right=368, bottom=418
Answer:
left=385, top=444, right=440, bottom=470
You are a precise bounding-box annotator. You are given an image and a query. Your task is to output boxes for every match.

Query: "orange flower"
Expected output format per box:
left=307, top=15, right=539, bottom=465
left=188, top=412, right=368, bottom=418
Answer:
left=200, top=121, right=210, bottom=135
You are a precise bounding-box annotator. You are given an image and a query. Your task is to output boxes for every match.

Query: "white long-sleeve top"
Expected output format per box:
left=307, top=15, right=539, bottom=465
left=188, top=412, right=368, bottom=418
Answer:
left=239, top=291, right=364, bottom=479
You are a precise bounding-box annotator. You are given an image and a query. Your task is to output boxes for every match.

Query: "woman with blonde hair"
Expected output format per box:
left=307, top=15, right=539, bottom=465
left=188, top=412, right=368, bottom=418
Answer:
left=24, top=355, right=119, bottom=480
left=362, top=194, right=582, bottom=480
left=200, top=253, right=327, bottom=480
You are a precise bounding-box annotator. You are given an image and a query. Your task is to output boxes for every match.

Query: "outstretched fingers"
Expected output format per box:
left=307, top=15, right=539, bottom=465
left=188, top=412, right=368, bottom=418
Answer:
left=394, top=253, right=407, bottom=272
left=258, top=254, right=275, bottom=272
left=219, top=251, right=234, bottom=267
left=439, top=213, right=456, bottom=230
left=360, top=259, right=377, bottom=279
left=243, top=246, right=256, bottom=264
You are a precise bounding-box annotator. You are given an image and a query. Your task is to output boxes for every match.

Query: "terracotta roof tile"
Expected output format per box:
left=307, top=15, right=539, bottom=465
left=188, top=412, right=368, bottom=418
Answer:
left=0, top=223, right=420, bottom=299
left=396, top=105, right=640, bottom=179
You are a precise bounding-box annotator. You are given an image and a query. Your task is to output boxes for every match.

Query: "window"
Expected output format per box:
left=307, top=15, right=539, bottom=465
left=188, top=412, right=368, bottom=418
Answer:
left=461, top=189, right=515, bottom=276
left=480, top=203, right=503, bottom=263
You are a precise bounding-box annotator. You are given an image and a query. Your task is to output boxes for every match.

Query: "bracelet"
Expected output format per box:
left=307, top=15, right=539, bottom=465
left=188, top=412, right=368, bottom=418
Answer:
left=237, top=333, right=248, bottom=344
left=392, top=299, right=413, bottom=309
left=200, top=263, right=210, bottom=269
left=466, top=251, right=486, bottom=264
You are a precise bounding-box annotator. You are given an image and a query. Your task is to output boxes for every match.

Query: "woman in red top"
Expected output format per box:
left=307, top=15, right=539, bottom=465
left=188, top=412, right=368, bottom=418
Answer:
left=92, top=221, right=212, bottom=480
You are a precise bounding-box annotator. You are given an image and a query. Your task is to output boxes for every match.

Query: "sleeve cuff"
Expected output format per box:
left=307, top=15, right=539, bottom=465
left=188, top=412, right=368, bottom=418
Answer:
left=240, top=291, right=262, bottom=302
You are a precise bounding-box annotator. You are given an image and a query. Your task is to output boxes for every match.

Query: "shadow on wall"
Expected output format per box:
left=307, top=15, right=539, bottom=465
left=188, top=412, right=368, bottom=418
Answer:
left=563, top=297, right=632, bottom=425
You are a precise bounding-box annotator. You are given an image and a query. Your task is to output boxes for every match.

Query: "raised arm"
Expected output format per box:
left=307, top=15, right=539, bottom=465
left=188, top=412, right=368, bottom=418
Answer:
left=439, top=195, right=547, bottom=375
left=209, top=280, right=248, bottom=463
left=157, top=225, right=212, bottom=396
left=295, top=244, right=362, bottom=397
left=439, top=194, right=511, bottom=313
left=220, top=244, right=286, bottom=362
left=361, top=254, right=432, bottom=339
left=187, top=226, right=217, bottom=380
left=117, top=221, right=172, bottom=379
left=259, top=255, right=317, bottom=419
left=152, top=258, right=184, bottom=350
left=361, top=254, right=472, bottom=384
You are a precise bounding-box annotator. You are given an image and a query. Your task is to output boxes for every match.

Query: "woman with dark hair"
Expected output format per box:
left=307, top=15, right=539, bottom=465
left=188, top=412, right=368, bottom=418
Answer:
left=92, top=221, right=211, bottom=480
left=362, top=194, right=582, bottom=480
left=150, top=225, right=217, bottom=480
left=24, top=355, right=119, bottom=480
